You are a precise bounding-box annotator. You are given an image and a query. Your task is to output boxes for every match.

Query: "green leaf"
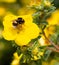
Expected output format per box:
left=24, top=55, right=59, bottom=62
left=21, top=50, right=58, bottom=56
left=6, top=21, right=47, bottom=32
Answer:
left=50, top=33, right=57, bottom=44
left=43, top=50, right=52, bottom=61
left=16, top=47, right=21, bottom=56
left=34, top=59, right=42, bottom=65
left=54, top=53, right=59, bottom=61
left=28, top=40, right=39, bottom=51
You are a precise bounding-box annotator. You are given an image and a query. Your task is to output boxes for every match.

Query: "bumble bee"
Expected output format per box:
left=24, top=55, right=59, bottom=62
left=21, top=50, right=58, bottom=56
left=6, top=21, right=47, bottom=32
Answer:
left=12, top=18, right=25, bottom=27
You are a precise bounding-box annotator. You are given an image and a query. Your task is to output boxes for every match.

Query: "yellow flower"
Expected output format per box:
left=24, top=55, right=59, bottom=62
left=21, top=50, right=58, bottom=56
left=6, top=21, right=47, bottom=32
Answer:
left=18, top=7, right=36, bottom=15
left=11, top=52, right=23, bottom=65
left=2, top=14, right=40, bottom=46
left=18, top=0, right=41, bottom=15
left=47, top=10, right=59, bottom=25
left=33, top=56, right=38, bottom=60
left=32, top=47, right=39, bottom=56
left=20, top=0, right=41, bottom=6
left=38, top=36, right=48, bottom=46
left=42, top=62, right=49, bottom=65
left=4, top=0, right=16, bottom=3
left=38, top=37, right=46, bottom=46
left=0, top=0, right=16, bottom=3
left=38, top=52, right=44, bottom=56
left=44, top=0, right=51, bottom=6
left=29, top=0, right=41, bottom=6
left=0, top=7, right=6, bottom=16
left=20, top=0, right=30, bottom=5
left=44, top=25, right=55, bottom=38
left=43, top=59, right=59, bottom=65
left=38, top=25, right=55, bottom=46
left=50, top=59, right=58, bottom=65
left=38, top=35, right=50, bottom=46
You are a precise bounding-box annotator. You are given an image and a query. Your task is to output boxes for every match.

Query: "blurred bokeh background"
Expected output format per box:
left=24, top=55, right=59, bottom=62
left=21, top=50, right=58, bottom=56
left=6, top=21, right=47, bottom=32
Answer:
left=0, top=0, right=59, bottom=65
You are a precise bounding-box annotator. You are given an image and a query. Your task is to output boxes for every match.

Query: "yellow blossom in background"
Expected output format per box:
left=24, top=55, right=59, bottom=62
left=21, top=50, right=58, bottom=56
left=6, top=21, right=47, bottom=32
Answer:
left=29, top=0, right=41, bottom=6
left=11, top=52, right=23, bottom=65
left=0, top=7, right=6, bottom=16
left=44, top=0, right=51, bottom=7
left=33, top=56, right=39, bottom=60
left=4, top=0, right=16, bottom=3
left=32, top=47, right=44, bottom=56
left=18, top=7, right=36, bottom=15
left=2, top=14, right=40, bottom=46
left=20, top=0, right=41, bottom=6
left=38, top=51, right=44, bottom=56
left=50, top=59, right=57, bottom=65
left=32, top=47, right=38, bottom=55
left=47, top=10, right=59, bottom=25
left=38, top=37, right=46, bottom=46
left=42, top=62, right=49, bottom=65
left=32, top=47, right=44, bottom=60
left=11, top=53, right=20, bottom=65
left=32, top=52, right=43, bottom=60
left=38, top=25, right=55, bottom=46
left=38, top=36, right=50, bottom=46
left=44, top=25, right=55, bottom=37
left=20, top=0, right=30, bottom=5
left=0, top=0, right=16, bottom=3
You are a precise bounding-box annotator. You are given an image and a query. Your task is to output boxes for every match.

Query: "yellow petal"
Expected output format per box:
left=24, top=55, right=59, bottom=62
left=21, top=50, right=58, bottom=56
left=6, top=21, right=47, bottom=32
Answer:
left=15, top=33, right=31, bottom=46
left=3, top=13, right=17, bottom=28
left=24, top=23, right=40, bottom=39
left=47, top=10, right=59, bottom=25
left=2, top=30, right=16, bottom=40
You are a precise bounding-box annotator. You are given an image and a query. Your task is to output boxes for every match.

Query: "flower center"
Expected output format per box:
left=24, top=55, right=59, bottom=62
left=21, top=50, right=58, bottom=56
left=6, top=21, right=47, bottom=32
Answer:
left=12, top=18, right=25, bottom=33
left=12, top=18, right=25, bottom=26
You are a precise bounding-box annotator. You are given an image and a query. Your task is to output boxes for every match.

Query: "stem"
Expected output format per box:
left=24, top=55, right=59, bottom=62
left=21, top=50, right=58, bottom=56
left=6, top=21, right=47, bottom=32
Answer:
left=43, top=31, right=59, bottom=50
left=47, top=47, right=59, bottom=52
